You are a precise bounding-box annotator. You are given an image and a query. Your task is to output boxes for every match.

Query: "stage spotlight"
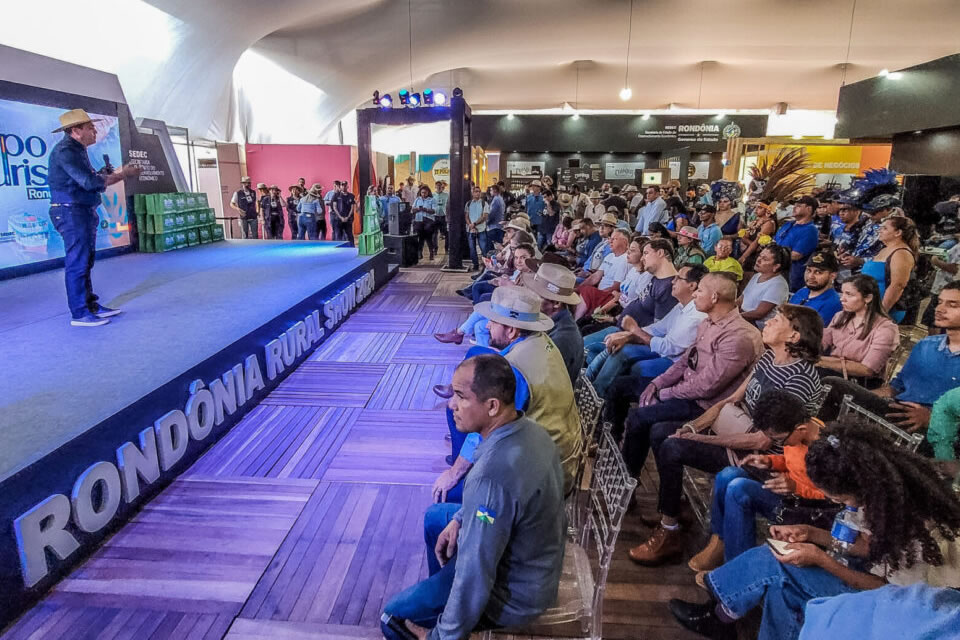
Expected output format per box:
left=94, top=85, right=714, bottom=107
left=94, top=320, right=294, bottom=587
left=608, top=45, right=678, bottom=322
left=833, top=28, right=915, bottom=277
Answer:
left=379, top=94, right=393, bottom=108
left=434, top=91, right=447, bottom=105
left=372, top=90, right=380, bottom=106
left=409, top=92, right=421, bottom=107
left=399, top=89, right=410, bottom=105
left=423, top=88, right=434, bottom=105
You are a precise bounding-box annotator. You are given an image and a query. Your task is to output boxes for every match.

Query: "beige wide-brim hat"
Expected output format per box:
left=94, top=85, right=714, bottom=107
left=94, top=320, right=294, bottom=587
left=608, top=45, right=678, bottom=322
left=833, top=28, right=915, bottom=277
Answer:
left=530, top=180, right=543, bottom=188
left=506, top=219, right=531, bottom=232
left=475, top=286, right=554, bottom=332
left=257, top=182, right=268, bottom=190
left=599, top=212, right=619, bottom=227
left=558, top=193, right=573, bottom=206
left=52, top=109, right=102, bottom=133
left=624, top=185, right=639, bottom=193
left=589, top=190, right=601, bottom=199
left=309, top=183, right=323, bottom=196
left=678, top=225, right=700, bottom=240
left=524, top=263, right=582, bottom=305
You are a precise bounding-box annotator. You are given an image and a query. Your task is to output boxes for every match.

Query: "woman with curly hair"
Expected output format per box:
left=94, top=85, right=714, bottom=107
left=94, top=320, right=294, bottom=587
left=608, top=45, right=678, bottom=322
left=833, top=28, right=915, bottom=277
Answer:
left=669, top=419, right=960, bottom=640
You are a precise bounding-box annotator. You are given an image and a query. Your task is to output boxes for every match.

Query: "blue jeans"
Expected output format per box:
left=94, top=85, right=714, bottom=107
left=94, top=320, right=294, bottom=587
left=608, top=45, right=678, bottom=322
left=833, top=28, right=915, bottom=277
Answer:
left=586, top=342, right=670, bottom=396
left=710, top=467, right=783, bottom=561
left=381, top=504, right=463, bottom=639
left=297, top=213, right=319, bottom=240
left=458, top=311, right=491, bottom=347
left=706, top=546, right=858, bottom=640
left=471, top=281, right=497, bottom=304
left=468, top=231, right=489, bottom=268
left=50, top=205, right=99, bottom=319
left=239, top=217, right=259, bottom=238
left=487, top=227, right=504, bottom=247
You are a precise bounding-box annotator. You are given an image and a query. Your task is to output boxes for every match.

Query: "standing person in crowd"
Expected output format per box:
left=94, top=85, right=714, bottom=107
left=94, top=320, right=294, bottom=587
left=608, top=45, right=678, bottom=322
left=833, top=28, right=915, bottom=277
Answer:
left=538, top=188, right=560, bottom=250
left=381, top=354, right=565, bottom=640
left=260, top=185, right=285, bottom=239
left=674, top=226, right=707, bottom=267
left=925, top=241, right=960, bottom=330
left=629, top=305, right=823, bottom=565
left=254, top=183, right=269, bottom=237
left=465, top=186, right=490, bottom=271
left=789, top=250, right=843, bottom=326
left=819, top=281, right=960, bottom=433
left=604, top=273, right=763, bottom=470
left=324, top=180, right=339, bottom=211
left=697, top=205, right=723, bottom=256
left=46, top=108, right=140, bottom=327
left=569, top=183, right=588, bottom=219
left=230, top=177, right=259, bottom=239
left=817, top=274, right=898, bottom=387
left=285, top=185, right=301, bottom=239
left=861, top=215, right=919, bottom=323
left=586, top=264, right=708, bottom=396
left=413, top=184, right=438, bottom=261
left=774, top=195, right=820, bottom=292
left=704, top=237, right=744, bottom=282
left=486, top=184, right=506, bottom=248
left=689, top=391, right=824, bottom=574
left=296, top=184, right=324, bottom=240
left=603, top=185, right=629, bottom=219
left=585, top=190, right=605, bottom=222
left=740, top=244, right=791, bottom=328
left=627, top=185, right=645, bottom=221
left=332, top=181, right=356, bottom=246
left=433, top=180, right=449, bottom=253
left=737, top=202, right=778, bottom=272
left=378, top=183, right=402, bottom=233
left=296, top=177, right=306, bottom=193
left=670, top=419, right=960, bottom=640
left=525, top=180, right=545, bottom=237
left=714, top=195, right=741, bottom=236
left=400, top=175, right=417, bottom=204
left=635, top=186, right=669, bottom=235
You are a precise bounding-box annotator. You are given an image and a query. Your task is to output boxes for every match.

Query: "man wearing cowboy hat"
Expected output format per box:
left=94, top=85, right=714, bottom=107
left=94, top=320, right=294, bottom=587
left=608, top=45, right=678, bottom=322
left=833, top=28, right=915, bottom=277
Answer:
left=47, top=109, right=140, bottom=326
left=286, top=185, right=302, bottom=239
left=524, top=180, right=545, bottom=234
left=524, top=261, right=585, bottom=383
left=260, top=185, right=285, bottom=239
left=230, top=176, right=259, bottom=239
left=570, top=183, right=589, bottom=219
left=585, top=190, right=605, bottom=223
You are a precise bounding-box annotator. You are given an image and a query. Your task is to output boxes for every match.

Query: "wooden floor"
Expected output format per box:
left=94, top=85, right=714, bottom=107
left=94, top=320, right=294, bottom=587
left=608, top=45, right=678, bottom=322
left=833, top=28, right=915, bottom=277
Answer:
left=1, top=258, right=705, bottom=640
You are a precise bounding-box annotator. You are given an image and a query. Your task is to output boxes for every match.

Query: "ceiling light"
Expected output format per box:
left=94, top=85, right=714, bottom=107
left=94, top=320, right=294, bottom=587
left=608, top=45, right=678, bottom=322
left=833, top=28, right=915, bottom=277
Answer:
left=619, top=87, right=632, bottom=101
left=408, top=92, right=421, bottom=107
left=641, top=113, right=650, bottom=120
left=423, top=88, right=434, bottom=105
left=888, top=71, right=903, bottom=80
left=378, top=94, right=393, bottom=108
left=434, top=92, right=447, bottom=105
left=914, top=130, right=923, bottom=135
left=506, top=113, right=515, bottom=120
left=398, top=89, right=409, bottom=105
left=879, top=69, right=890, bottom=77
left=571, top=112, right=580, bottom=120
left=714, top=111, right=726, bottom=120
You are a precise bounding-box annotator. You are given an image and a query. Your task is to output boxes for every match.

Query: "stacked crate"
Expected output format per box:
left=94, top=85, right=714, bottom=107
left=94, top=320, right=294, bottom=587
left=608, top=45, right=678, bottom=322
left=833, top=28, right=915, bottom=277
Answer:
left=135, top=192, right=225, bottom=253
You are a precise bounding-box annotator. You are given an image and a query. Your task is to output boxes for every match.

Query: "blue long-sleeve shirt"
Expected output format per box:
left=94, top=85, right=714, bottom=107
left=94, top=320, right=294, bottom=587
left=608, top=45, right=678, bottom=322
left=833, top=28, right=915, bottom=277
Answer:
left=890, top=334, right=960, bottom=406
left=47, top=136, right=106, bottom=207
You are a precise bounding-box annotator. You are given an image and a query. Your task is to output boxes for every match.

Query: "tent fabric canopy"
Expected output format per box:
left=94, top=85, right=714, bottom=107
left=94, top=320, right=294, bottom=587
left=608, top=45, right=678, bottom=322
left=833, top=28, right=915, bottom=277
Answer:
left=2, top=0, right=959, bottom=143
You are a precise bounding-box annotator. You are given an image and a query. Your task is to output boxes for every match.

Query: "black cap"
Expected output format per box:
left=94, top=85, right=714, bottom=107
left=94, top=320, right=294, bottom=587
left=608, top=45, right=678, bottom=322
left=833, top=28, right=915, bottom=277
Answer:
left=797, top=195, right=820, bottom=210
left=806, top=249, right=839, bottom=272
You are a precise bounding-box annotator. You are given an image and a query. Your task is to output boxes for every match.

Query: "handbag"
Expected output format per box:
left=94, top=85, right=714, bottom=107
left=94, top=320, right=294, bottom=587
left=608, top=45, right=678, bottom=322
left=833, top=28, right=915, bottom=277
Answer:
left=711, top=402, right=754, bottom=437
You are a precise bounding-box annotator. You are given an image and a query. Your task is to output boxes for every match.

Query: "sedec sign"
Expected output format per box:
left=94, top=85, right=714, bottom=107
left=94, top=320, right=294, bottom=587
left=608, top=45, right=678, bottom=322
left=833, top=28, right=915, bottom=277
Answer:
left=13, top=269, right=376, bottom=588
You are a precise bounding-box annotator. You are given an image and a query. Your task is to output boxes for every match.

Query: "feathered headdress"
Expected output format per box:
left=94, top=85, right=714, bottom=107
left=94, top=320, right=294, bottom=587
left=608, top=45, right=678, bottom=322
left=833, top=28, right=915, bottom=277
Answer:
left=748, top=147, right=815, bottom=205
left=838, top=168, right=899, bottom=210
left=710, top=179, right=743, bottom=203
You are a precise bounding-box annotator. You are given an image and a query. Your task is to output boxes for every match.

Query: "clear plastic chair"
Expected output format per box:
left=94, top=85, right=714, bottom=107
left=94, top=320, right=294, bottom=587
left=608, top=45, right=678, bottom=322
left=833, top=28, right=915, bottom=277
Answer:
left=568, top=374, right=605, bottom=537
left=837, top=393, right=924, bottom=451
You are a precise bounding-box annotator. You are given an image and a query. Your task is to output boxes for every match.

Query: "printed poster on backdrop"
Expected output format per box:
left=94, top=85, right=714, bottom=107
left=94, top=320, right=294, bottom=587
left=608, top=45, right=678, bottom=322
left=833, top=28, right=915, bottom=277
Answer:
left=0, top=97, right=128, bottom=269
left=505, top=161, right=544, bottom=177
left=605, top=162, right=645, bottom=180
left=689, top=161, right=710, bottom=180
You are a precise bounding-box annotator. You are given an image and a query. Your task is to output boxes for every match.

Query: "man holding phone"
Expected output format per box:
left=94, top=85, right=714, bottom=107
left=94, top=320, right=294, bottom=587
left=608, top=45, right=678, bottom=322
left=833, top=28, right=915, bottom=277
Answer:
left=688, top=391, right=824, bottom=574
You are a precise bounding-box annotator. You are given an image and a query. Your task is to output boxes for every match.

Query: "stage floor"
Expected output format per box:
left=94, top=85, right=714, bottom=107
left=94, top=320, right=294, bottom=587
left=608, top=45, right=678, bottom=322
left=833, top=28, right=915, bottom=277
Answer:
left=0, top=241, right=372, bottom=482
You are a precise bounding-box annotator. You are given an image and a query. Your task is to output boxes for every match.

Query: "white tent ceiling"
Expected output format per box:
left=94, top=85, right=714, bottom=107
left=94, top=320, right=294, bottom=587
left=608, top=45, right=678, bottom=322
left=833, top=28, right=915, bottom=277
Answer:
left=2, top=0, right=959, bottom=143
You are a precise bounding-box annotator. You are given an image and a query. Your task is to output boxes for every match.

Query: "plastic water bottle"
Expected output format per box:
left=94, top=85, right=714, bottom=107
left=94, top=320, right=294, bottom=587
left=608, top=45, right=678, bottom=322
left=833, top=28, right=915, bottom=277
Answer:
left=828, top=506, right=862, bottom=566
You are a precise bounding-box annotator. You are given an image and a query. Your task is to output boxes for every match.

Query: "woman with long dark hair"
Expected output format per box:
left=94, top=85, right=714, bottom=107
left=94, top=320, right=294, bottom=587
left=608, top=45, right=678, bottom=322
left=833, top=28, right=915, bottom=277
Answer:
left=669, top=419, right=960, bottom=640
left=861, top=216, right=920, bottom=323
left=817, top=275, right=898, bottom=386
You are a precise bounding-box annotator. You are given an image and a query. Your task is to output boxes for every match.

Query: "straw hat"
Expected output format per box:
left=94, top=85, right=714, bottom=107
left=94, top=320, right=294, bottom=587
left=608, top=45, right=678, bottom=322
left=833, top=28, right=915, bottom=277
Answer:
left=269, top=184, right=280, bottom=191
left=241, top=176, right=252, bottom=183
left=523, top=262, right=582, bottom=305
left=309, top=183, right=323, bottom=196
left=678, top=225, right=699, bottom=241
left=507, top=217, right=531, bottom=232
left=52, top=109, right=102, bottom=133
left=256, top=182, right=268, bottom=190
left=623, top=185, right=639, bottom=194
left=589, top=190, right=601, bottom=199
left=530, top=180, right=543, bottom=188
left=599, top=212, right=619, bottom=227
left=513, top=212, right=531, bottom=222
left=475, top=286, right=554, bottom=332
left=558, top=192, right=573, bottom=206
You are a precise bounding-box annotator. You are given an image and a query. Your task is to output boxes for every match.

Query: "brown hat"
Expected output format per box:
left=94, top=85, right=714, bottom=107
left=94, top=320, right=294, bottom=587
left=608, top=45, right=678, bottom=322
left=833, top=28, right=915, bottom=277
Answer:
left=599, top=212, right=619, bottom=227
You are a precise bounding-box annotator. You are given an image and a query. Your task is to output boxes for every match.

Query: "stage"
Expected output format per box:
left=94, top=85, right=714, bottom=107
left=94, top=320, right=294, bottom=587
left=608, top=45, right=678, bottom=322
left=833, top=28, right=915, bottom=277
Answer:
left=0, top=240, right=394, bottom=625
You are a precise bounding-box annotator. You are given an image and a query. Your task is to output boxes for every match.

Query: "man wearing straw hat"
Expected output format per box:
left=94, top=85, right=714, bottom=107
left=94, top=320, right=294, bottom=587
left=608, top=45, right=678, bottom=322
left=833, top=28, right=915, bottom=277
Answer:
left=47, top=109, right=140, bottom=327
left=523, top=260, right=585, bottom=383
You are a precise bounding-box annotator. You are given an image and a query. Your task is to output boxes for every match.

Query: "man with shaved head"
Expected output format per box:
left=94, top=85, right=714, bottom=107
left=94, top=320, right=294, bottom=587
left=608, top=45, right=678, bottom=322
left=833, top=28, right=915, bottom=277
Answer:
left=605, top=271, right=763, bottom=487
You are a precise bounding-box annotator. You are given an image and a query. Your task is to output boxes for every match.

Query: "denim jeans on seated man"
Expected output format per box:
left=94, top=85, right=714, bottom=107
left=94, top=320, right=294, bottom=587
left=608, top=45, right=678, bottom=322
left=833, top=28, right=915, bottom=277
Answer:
left=705, top=545, right=858, bottom=640
left=586, top=342, right=672, bottom=396
left=381, top=503, right=497, bottom=640
left=710, top=467, right=784, bottom=562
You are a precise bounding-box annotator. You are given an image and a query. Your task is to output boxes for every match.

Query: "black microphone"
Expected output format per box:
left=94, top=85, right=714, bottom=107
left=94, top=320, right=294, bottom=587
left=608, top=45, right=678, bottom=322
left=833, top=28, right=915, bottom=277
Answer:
left=102, top=154, right=114, bottom=174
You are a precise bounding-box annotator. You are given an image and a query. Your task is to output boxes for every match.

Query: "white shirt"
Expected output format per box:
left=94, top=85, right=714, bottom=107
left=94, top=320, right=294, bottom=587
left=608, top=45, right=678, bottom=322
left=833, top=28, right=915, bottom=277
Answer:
left=742, top=273, right=790, bottom=328
left=932, top=244, right=960, bottom=294
left=619, top=268, right=652, bottom=306
left=629, top=194, right=644, bottom=213
left=644, top=299, right=706, bottom=360
left=597, top=251, right=631, bottom=290
left=634, top=197, right=669, bottom=234
left=586, top=203, right=605, bottom=222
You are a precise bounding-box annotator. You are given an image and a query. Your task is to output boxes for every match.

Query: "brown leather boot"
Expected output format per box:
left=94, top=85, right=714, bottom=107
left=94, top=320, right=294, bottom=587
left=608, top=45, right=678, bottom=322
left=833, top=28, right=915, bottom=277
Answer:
left=433, top=330, right=464, bottom=344
left=628, top=525, right=684, bottom=566
left=688, top=534, right=725, bottom=572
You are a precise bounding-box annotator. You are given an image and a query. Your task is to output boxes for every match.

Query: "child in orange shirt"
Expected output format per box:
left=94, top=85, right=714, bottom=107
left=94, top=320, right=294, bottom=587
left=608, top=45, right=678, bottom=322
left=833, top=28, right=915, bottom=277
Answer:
left=689, top=390, right=822, bottom=573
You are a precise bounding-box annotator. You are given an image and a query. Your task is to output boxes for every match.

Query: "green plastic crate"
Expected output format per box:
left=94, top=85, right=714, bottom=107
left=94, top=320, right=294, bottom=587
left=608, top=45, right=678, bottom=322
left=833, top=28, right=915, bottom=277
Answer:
left=184, top=194, right=200, bottom=210
left=198, top=226, right=212, bottom=244
left=197, top=193, right=209, bottom=207
left=186, top=228, right=200, bottom=246
left=210, top=224, right=224, bottom=242
left=149, top=231, right=180, bottom=252
left=147, top=193, right=177, bottom=215
left=174, top=194, right=187, bottom=211
left=147, top=212, right=177, bottom=234
left=183, top=211, right=200, bottom=228
left=134, top=194, right=148, bottom=215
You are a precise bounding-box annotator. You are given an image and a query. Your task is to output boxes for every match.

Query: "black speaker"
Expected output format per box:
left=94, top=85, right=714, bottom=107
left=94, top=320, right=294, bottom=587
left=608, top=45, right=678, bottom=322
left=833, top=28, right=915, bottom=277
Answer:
left=388, top=201, right=414, bottom=235
left=384, top=234, right=420, bottom=267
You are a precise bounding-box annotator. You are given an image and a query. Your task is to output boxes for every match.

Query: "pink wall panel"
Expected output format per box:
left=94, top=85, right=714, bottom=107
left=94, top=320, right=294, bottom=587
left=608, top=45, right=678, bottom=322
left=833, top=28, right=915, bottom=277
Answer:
left=243, top=144, right=354, bottom=239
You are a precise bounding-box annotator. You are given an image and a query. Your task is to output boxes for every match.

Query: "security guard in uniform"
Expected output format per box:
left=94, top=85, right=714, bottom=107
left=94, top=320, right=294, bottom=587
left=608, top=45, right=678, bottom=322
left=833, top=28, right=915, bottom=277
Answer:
left=380, top=354, right=565, bottom=640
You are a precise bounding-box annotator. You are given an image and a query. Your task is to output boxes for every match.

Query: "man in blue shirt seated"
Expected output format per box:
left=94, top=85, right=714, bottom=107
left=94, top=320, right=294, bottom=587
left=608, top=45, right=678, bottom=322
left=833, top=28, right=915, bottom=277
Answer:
left=818, top=281, right=960, bottom=435
left=774, top=195, right=821, bottom=292
left=789, top=250, right=842, bottom=326
left=574, top=218, right=602, bottom=269
left=381, top=354, right=565, bottom=640
left=46, top=109, right=140, bottom=327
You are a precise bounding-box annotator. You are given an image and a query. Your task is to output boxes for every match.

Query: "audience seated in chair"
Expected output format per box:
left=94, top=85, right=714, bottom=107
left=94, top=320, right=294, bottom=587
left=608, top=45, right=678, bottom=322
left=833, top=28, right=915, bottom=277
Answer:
left=819, top=281, right=960, bottom=435
left=627, top=304, right=823, bottom=566
left=585, top=263, right=708, bottom=396
left=381, top=354, right=566, bottom=640
left=739, top=244, right=790, bottom=328
left=789, top=249, right=843, bottom=326
left=575, top=226, right=631, bottom=319
left=668, top=419, right=960, bottom=640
